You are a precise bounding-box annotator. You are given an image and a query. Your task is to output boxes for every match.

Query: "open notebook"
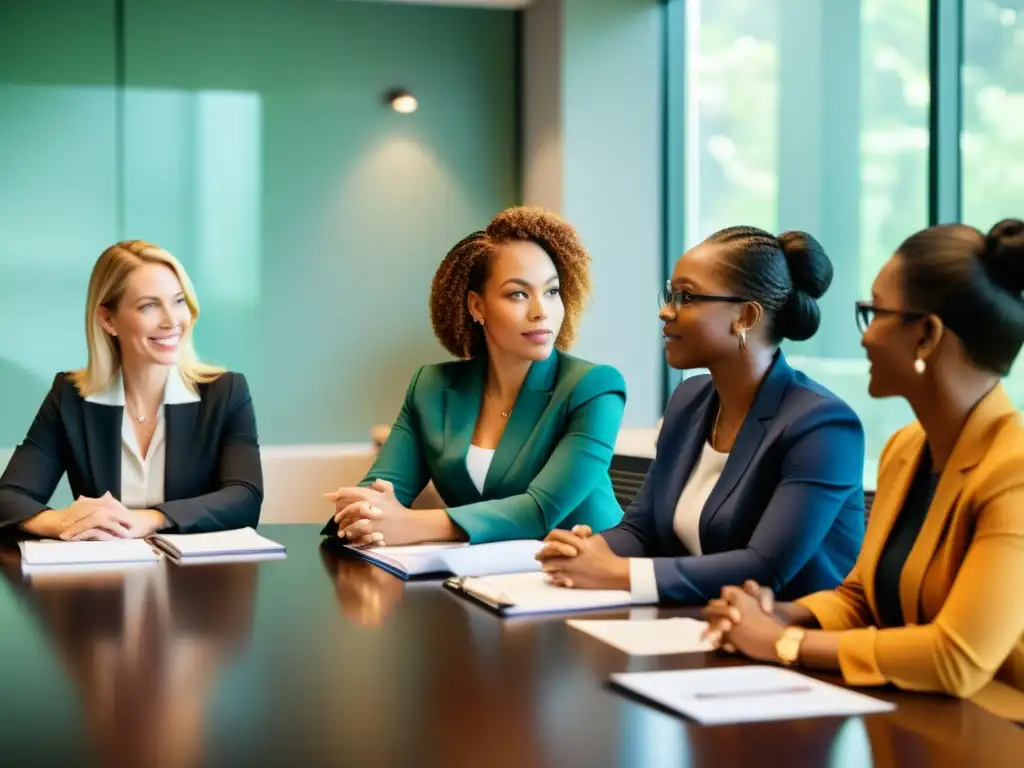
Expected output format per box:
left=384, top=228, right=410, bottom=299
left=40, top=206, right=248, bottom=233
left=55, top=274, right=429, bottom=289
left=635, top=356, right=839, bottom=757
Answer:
left=341, top=540, right=544, bottom=580
left=151, top=527, right=286, bottom=562
left=444, top=571, right=652, bottom=616
left=19, top=539, right=160, bottom=572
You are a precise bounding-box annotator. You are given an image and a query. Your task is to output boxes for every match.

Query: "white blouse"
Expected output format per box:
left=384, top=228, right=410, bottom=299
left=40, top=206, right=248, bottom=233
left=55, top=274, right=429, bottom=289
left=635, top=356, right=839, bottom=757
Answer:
left=466, top=444, right=496, bottom=495
left=629, top=441, right=729, bottom=603
left=84, top=367, right=201, bottom=509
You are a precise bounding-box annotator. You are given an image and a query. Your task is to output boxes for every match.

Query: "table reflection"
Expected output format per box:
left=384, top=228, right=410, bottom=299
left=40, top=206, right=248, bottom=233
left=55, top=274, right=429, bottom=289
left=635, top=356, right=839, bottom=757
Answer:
left=1, top=556, right=257, bottom=768
left=319, top=543, right=407, bottom=626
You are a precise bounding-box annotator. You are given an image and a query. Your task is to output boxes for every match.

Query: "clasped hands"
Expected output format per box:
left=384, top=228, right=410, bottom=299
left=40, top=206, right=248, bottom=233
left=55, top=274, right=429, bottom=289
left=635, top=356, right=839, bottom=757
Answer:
left=534, top=525, right=631, bottom=591
left=326, top=479, right=415, bottom=547
left=23, top=492, right=167, bottom=541
left=701, top=581, right=788, bottom=662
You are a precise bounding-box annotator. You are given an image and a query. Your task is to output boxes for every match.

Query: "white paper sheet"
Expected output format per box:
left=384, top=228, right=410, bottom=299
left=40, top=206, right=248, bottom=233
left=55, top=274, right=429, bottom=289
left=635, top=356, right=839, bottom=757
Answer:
left=153, top=527, right=285, bottom=558
left=611, top=666, right=895, bottom=725
left=19, top=539, right=160, bottom=570
left=568, top=618, right=714, bottom=655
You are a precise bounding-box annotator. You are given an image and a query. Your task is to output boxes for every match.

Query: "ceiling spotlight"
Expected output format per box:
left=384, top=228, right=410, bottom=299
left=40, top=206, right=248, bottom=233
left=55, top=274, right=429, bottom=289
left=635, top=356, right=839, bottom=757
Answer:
left=385, top=88, right=418, bottom=114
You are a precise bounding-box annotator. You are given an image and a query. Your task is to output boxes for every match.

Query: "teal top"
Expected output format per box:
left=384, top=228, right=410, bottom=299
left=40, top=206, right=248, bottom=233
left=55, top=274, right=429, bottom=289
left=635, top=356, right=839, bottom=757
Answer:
left=361, top=350, right=626, bottom=543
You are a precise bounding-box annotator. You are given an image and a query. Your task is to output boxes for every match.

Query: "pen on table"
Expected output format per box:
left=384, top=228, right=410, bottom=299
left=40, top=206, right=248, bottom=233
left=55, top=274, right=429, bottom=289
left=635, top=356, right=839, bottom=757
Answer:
left=692, top=684, right=813, bottom=700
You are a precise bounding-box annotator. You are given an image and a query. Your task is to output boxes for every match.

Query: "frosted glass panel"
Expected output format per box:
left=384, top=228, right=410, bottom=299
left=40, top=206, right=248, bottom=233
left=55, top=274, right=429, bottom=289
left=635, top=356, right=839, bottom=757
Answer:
left=0, top=0, right=516, bottom=448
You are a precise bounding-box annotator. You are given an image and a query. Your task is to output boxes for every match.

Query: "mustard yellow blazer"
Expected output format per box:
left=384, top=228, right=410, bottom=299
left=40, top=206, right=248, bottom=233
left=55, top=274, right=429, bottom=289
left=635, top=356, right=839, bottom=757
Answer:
left=798, top=384, right=1024, bottom=720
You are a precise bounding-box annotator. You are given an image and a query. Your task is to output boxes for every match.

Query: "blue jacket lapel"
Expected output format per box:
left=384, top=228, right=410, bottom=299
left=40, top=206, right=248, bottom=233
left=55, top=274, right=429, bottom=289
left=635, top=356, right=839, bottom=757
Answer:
left=698, top=352, right=795, bottom=547
left=658, top=378, right=717, bottom=554
left=483, top=351, right=557, bottom=495
left=81, top=402, right=122, bottom=498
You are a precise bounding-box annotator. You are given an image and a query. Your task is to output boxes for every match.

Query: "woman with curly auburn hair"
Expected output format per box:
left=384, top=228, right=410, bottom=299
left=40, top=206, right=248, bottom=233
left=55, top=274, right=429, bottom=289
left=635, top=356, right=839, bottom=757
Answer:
left=324, top=206, right=627, bottom=546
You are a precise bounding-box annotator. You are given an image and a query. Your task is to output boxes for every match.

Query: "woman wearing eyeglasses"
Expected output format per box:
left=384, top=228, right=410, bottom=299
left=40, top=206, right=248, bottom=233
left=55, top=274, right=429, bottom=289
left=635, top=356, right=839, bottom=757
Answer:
left=703, top=220, right=1024, bottom=720
left=536, top=226, right=866, bottom=604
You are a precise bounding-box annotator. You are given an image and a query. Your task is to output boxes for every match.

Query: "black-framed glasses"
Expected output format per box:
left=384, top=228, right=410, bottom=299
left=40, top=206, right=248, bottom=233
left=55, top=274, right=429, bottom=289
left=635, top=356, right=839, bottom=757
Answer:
left=855, top=301, right=927, bottom=333
left=659, top=281, right=748, bottom=311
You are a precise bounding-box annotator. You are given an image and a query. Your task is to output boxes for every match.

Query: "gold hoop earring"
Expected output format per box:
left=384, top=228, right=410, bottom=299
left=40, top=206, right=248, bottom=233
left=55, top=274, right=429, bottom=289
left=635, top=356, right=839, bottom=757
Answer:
left=737, top=328, right=747, bottom=350
left=914, top=357, right=926, bottom=374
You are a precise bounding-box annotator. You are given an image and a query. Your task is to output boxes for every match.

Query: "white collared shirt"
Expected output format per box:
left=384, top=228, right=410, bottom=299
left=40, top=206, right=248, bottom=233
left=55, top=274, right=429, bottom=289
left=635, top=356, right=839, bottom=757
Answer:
left=84, top=367, right=201, bottom=509
left=629, top=442, right=729, bottom=603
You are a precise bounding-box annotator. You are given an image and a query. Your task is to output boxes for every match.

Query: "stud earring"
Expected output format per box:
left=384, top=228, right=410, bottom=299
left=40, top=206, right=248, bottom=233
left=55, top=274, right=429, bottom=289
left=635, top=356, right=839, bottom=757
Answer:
left=914, top=357, right=926, bottom=374
left=737, top=328, right=747, bottom=350
left=478, top=318, right=485, bottom=326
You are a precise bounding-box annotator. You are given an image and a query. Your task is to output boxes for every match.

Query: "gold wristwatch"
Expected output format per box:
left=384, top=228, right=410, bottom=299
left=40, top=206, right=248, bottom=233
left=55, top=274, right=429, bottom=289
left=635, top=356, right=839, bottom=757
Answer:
left=775, top=627, right=806, bottom=666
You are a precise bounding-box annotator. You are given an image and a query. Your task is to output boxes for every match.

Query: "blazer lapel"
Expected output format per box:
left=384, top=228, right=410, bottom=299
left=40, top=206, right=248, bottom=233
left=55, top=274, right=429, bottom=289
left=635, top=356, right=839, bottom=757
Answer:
left=81, top=402, right=122, bottom=498
left=861, top=433, right=923, bottom=617
left=658, top=381, right=717, bottom=551
left=483, top=352, right=557, bottom=495
left=898, top=384, right=1016, bottom=625
left=164, top=402, right=200, bottom=501
left=699, top=352, right=793, bottom=546
left=441, top=358, right=486, bottom=503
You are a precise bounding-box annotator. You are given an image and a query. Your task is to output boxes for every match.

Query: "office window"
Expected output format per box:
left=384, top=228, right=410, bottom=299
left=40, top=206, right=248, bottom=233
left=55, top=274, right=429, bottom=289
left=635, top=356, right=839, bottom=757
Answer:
left=962, top=0, right=1024, bottom=227
left=677, top=0, right=931, bottom=466
left=963, top=1, right=1024, bottom=403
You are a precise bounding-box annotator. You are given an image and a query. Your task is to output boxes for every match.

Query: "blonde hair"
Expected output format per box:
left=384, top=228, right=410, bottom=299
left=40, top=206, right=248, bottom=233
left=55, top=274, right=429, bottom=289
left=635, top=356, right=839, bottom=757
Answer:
left=70, top=240, right=224, bottom=396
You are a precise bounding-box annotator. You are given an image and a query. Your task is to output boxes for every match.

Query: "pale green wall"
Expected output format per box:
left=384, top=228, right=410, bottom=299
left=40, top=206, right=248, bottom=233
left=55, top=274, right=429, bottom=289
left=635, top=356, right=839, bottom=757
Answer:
left=0, top=0, right=517, bottom=446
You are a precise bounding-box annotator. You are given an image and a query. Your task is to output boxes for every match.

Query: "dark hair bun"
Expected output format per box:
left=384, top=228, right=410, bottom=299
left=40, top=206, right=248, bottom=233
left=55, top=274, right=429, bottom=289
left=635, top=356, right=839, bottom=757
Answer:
left=982, top=218, right=1024, bottom=295
left=774, top=230, right=834, bottom=341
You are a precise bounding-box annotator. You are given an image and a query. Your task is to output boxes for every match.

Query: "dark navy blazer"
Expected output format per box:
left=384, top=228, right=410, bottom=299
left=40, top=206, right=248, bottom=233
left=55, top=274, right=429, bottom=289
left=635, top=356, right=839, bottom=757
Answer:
left=603, top=352, right=865, bottom=604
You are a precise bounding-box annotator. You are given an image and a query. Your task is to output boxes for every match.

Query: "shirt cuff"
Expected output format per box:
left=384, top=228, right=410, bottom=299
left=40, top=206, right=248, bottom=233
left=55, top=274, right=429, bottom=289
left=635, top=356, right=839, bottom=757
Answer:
left=629, top=558, right=659, bottom=604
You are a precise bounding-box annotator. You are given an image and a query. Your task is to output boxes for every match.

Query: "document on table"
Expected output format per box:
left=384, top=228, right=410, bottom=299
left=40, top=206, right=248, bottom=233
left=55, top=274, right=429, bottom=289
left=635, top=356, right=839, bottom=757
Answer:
left=151, top=527, right=286, bottom=562
left=18, top=539, right=160, bottom=572
left=343, top=540, right=544, bottom=580
left=445, top=571, right=652, bottom=616
left=610, top=666, right=895, bottom=725
left=568, top=618, right=715, bottom=655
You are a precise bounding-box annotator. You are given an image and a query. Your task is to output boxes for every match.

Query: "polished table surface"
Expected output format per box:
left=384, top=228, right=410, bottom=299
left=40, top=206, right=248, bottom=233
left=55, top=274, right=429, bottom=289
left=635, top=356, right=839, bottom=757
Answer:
left=1, top=524, right=1021, bottom=767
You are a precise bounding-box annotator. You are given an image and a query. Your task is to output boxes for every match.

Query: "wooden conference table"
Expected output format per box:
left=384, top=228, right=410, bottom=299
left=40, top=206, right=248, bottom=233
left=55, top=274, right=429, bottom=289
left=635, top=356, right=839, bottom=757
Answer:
left=0, top=524, right=1021, bottom=768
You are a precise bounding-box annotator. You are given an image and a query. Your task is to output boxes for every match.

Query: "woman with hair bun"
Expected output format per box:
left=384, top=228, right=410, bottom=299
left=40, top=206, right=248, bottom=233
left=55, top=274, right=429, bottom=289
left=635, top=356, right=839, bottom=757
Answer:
left=536, top=226, right=866, bottom=605
left=705, top=220, right=1024, bottom=717
left=324, top=206, right=626, bottom=546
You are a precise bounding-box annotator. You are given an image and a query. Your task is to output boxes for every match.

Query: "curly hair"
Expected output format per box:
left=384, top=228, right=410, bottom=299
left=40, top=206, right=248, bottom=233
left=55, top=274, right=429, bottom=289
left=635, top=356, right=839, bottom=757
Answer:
left=429, top=206, right=592, bottom=359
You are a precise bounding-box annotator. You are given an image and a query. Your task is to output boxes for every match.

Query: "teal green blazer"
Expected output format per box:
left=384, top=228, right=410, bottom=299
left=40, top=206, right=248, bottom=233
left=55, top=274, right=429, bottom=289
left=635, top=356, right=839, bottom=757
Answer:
left=352, top=351, right=626, bottom=543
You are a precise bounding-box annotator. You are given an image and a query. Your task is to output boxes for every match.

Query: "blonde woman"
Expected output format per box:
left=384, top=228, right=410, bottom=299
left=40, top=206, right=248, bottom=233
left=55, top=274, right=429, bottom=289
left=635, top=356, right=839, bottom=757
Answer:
left=0, top=240, right=262, bottom=539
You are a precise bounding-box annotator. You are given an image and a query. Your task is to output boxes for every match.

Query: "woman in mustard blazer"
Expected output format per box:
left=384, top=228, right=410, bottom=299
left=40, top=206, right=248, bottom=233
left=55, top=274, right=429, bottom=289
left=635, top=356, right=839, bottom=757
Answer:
left=323, top=207, right=626, bottom=546
left=704, top=219, right=1024, bottom=720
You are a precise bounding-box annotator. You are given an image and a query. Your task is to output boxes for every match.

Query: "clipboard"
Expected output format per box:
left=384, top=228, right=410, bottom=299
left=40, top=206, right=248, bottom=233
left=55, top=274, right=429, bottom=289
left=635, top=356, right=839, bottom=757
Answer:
left=443, top=571, right=638, bottom=617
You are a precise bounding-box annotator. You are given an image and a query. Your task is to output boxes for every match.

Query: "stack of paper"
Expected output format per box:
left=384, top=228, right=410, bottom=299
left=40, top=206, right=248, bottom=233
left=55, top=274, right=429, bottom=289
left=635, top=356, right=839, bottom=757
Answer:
left=611, top=666, right=895, bottom=725
left=445, top=571, right=651, bottom=616
left=343, top=539, right=544, bottom=580
left=19, top=539, right=160, bottom=573
left=568, top=618, right=715, bottom=655
left=152, top=527, right=286, bottom=563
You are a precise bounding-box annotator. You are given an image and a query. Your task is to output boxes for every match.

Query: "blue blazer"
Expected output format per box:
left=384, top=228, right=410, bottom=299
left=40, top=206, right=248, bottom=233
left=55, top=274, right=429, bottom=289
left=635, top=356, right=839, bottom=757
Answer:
left=602, top=352, right=865, bottom=604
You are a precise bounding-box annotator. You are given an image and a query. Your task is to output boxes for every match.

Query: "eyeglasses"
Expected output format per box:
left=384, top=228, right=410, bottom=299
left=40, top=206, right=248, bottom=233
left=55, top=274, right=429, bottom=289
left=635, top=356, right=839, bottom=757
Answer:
left=855, top=301, right=927, bottom=333
left=659, top=281, right=748, bottom=311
